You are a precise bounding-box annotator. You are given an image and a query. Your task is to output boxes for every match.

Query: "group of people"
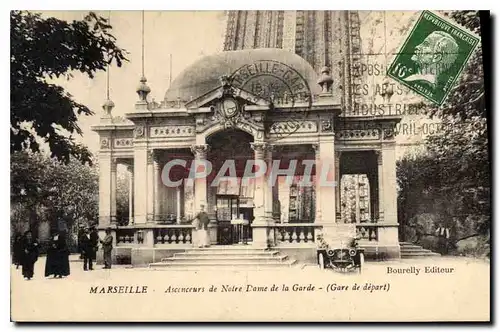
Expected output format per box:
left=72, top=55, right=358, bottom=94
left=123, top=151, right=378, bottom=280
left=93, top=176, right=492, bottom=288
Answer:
left=12, top=230, right=70, bottom=280
left=12, top=225, right=115, bottom=280
left=78, top=226, right=114, bottom=270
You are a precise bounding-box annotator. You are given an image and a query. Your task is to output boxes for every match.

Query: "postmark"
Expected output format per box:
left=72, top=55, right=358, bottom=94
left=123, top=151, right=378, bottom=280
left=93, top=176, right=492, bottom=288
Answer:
left=387, top=10, right=480, bottom=105
left=230, top=60, right=312, bottom=141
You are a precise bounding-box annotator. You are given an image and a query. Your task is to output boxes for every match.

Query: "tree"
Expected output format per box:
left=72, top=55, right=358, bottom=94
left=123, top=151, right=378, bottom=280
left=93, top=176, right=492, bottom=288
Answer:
left=11, top=11, right=128, bottom=164
left=397, top=11, right=490, bottom=253
left=11, top=151, right=99, bottom=233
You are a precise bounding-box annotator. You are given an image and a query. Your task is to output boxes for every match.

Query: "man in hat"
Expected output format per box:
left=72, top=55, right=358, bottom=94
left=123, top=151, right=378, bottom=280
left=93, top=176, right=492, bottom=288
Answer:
left=100, top=227, right=113, bottom=269
left=79, top=227, right=97, bottom=271
left=192, top=204, right=210, bottom=248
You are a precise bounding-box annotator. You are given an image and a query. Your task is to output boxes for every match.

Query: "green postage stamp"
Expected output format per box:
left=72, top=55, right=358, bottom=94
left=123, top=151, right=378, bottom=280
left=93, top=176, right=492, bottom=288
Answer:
left=387, top=10, right=480, bottom=105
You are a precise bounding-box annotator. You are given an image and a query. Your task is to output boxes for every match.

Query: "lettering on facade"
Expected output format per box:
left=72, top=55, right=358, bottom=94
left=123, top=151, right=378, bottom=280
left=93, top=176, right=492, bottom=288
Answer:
left=150, top=126, right=195, bottom=138
left=336, top=129, right=381, bottom=141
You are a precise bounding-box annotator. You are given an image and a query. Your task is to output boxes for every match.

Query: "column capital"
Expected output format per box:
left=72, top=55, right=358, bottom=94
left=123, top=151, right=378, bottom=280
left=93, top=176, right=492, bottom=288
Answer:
left=250, top=142, right=268, bottom=152
left=110, top=158, right=118, bottom=172
left=375, top=150, right=383, bottom=165
left=147, top=150, right=155, bottom=164
left=191, top=144, right=210, bottom=159
left=250, top=142, right=268, bottom=159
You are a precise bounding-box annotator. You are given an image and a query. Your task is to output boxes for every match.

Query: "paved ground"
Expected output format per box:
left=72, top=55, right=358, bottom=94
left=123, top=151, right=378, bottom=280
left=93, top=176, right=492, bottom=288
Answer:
left=11, top=255, right=490, bottom=322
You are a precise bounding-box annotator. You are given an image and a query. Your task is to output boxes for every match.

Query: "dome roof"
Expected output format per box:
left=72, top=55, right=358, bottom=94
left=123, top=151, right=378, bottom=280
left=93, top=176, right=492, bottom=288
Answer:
left=165, top=48, right=322, bottom=102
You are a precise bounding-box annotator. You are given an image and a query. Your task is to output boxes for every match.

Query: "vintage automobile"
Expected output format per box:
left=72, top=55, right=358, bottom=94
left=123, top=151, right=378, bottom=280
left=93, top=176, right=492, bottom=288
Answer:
left=316, top=225, right=365, bottom=273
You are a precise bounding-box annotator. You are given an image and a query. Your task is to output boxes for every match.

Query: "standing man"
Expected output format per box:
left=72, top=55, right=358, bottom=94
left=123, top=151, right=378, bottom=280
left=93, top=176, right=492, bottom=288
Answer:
left=89, top=225, right=99, bottom=268
left=100, top=227, right=113, bottom=269
left=192, top=204, right=210, bottom=248
left=79, top=227, right=96, bottom=271
left=435, top=223, right=451, bottom=255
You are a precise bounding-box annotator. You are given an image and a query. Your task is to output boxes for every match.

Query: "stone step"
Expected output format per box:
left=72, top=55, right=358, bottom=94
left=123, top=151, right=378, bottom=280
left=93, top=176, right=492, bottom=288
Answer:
left=148, top=264, right=299, bottom=271
left=173, top=253, right=281, bottom=259
left=150, top=259, right=297, bottom=268
left=399, top=245, right=425, bottom=250
left=400, top=248, right=434, bottom=253
left=178, top=250, right=280, bottom=256
left=162, top=255, right=289, bottom=263
left=401, top=252, right=441, bottom=257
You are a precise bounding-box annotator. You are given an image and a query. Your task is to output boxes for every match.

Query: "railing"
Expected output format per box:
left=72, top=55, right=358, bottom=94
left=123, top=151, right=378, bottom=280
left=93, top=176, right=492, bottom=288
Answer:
left=274, top=223, right=319, bottom=244
left=154, top=225, right=193, bottom=245
left=116, top=229, right=136, bottom=244
left=356, top=223, right=379, bottom=242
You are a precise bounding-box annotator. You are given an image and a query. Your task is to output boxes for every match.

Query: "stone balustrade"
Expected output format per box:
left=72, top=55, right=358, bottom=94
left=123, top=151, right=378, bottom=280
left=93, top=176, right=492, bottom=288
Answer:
left=154, top=225, right=193, bottom=245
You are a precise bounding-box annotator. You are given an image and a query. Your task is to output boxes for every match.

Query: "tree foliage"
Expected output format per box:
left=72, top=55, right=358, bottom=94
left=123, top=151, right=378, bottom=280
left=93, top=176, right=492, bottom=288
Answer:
left=11, top=151, right=99, bottom=232
left=11, top=11, right=128, bottom=164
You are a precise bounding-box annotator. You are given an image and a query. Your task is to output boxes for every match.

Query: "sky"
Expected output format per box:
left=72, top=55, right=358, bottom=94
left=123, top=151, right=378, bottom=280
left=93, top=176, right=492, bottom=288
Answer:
left=40, top=10, right=436, bottom=157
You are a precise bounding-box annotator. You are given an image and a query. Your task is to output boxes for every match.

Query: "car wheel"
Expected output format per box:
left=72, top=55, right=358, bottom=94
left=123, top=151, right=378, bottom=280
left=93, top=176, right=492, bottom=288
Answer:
left=358, top=252, right=365, bottom=274
left=318, top=253, right=325, bottom=270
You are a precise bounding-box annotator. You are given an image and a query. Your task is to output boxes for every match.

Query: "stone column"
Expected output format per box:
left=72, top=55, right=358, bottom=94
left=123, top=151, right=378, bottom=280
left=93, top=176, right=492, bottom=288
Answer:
left=176, top=186, right=182, bottom=224
left=153, top=155, right=161, bottom=221
left=335, top=151, right=342, bottom=221
left=128, top=165, right=134, bottom=225
left=110, top=158, right=117, bottom=224
left=312, top=144, right=322, bottom=223
left=317, top=136, right=336, bottom=224
left=382, top=144, right=397, bottom=224
left=146, top=150, right=155, bottom=222
left=98, top=152, right=112, bottom=226
left=264, top=144, right=276, bottom=246
left=264, top=144, right=274, bottom=222
left=190, top=144, right=210, bottom=211
left=250, top=142, right=268, bottom=248
left=134, top=146, right=148, bottom=224
left=378, top=144, right=400, bottom=257
left=376, top=150, right=384, bottom=222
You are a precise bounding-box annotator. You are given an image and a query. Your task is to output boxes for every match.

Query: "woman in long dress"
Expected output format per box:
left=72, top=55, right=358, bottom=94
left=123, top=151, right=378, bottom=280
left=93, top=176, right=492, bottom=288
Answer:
left=192, top=205, right=210, bottom=248
left=45, top=231, right=70, bottom=278
left=21, top=230, right=39, bottom=280
left=12, top=233, right=24, bottom=269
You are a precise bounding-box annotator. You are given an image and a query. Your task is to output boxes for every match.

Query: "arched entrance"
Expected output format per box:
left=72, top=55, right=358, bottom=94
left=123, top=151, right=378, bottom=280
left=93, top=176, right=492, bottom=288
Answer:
left=206, top=129, right=255, bottom=245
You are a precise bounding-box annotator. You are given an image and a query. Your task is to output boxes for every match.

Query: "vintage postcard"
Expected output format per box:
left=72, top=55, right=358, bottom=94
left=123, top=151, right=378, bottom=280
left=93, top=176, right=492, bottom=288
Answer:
left=10, top=10, right=490, bottom=322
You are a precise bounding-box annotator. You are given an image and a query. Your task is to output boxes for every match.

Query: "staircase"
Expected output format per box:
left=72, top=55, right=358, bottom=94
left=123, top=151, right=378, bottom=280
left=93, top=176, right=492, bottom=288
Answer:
left=149, top=246, right=297, bottom=270
left=400, top=242, right=441, bottom=258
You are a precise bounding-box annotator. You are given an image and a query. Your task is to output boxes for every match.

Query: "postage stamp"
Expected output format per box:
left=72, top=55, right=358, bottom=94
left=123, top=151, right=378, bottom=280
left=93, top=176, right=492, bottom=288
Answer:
left=387, top=10, right=480, bottom=105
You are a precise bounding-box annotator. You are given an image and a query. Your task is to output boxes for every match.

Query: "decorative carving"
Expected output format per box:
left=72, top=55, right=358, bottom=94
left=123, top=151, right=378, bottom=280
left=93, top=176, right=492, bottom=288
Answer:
left=190, top=144, right=210, bottom=159
left=100, top=138, right=109, bottom=149
left=317, top=66, right=334, bottom=93
left=134, top=126, right=145, bottom=138
left=147, top=150, right=155, bottom=164
left=114, top=138, right=133, bottom=148
left=270, top=120, right=318, bottom=134
left=150, top=126, right=195, bottom=138
left=195, top=116, right=205, bottom=127
left=336, top=129, right=381, bottom=140
left=311, top=143, right=319, bottom=154
left=321, top=119, right=333, bottom=132
left=383, top=127, right=395, bottom=140
left=250, top=142, right=268, bottom=159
